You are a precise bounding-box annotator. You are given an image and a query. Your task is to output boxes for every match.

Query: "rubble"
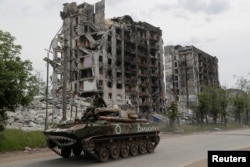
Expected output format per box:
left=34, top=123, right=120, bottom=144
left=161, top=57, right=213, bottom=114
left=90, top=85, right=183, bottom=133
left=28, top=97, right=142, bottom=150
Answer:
left=24, top=147, right=32, bottom=152
left=6, top=95, right=91, bottom=131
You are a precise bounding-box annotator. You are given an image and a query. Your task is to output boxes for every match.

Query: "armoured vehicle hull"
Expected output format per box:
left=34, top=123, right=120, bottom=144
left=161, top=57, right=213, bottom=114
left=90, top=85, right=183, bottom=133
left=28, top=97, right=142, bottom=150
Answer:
left=44, top=107, right=160, bottom=162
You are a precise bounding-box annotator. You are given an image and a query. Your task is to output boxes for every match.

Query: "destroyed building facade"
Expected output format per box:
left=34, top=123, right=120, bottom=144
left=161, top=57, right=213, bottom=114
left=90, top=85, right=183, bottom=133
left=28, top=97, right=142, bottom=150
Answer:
left=50, top=0, right=165, bottom=115
left=164, top=45, right=219, bottom=107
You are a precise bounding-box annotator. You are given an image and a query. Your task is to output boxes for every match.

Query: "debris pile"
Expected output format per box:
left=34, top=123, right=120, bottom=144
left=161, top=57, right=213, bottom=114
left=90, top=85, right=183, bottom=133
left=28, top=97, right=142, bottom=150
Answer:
left=6, top=95, right=91, bottom=131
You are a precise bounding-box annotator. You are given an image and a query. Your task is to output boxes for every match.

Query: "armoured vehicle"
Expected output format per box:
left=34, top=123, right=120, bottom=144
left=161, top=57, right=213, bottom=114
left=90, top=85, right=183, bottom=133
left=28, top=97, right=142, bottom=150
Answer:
left=44, top=106, right=160, bottom=162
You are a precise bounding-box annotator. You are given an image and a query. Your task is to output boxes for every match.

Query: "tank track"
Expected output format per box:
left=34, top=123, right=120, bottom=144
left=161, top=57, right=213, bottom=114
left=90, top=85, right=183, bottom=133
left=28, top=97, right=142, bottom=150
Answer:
left=47, top=131, right=160, bottom=162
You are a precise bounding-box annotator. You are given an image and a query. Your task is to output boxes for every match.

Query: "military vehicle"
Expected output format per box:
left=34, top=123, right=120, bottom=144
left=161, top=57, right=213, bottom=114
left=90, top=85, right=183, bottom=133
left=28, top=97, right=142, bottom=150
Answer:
left=44, top=106, right=160, bottom=162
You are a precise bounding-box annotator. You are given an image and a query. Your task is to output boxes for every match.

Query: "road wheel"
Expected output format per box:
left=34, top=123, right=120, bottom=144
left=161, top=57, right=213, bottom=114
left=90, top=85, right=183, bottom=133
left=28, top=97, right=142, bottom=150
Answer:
left=154, top=136, right=160, bottom=144
left=61, top=148, right=71, bottom=158
left=130, top=144, right=138, bottom=156
left=147, top=142, right=155, bottom=153
left=139, top=143, right=147, bottom=154
left=99, top=148, right=109, bottom=162
left=120, top=145, right=129, bottom=158
left=110, top=145, right=120, bottom=159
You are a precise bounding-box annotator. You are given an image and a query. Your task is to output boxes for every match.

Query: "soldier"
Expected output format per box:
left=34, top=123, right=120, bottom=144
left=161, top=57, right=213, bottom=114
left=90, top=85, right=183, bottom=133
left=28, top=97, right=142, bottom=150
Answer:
left=83, top=92, right=107, bottom=120
left=92, top=92, right=107, bottom=108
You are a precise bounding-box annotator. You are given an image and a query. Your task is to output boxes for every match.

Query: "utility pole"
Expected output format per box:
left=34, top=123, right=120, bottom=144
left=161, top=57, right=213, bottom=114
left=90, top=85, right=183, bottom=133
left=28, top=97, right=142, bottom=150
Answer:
left=44, top=51, right=49, bottom=130
left=62, top=13, right=72, bottom=121
left=44, top=24, right=63, bottom=128
left=62, top=42, right=67, bottom=121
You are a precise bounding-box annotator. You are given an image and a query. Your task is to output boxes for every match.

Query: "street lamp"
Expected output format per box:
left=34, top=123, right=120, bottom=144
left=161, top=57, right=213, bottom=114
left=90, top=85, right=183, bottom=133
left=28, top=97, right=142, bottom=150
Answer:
left=44, top=49, right=52, bottom=131
left=43, top=26, right=63, bottom=131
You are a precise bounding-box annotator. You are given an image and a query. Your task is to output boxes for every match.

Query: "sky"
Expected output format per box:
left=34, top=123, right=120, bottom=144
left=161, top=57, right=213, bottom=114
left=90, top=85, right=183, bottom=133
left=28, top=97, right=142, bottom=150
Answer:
left=1, top=0, right=250, bottom=88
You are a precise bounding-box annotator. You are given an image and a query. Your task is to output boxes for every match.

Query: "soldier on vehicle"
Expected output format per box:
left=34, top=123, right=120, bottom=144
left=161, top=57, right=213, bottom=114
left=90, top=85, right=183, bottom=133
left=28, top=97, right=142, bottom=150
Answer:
left=92, top=92, right=107, bottom=108
left=83, top=92, right=107, bottom=120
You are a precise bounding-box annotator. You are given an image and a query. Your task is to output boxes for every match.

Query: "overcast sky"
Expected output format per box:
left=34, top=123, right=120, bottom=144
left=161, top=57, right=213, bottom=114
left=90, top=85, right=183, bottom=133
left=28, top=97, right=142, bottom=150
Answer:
left=1, top=0, right=249, bottom=88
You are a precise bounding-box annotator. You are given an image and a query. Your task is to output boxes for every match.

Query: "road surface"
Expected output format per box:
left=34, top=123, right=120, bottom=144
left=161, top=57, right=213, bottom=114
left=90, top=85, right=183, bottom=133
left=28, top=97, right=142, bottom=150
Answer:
left=0, top=128, right=249, bottom=167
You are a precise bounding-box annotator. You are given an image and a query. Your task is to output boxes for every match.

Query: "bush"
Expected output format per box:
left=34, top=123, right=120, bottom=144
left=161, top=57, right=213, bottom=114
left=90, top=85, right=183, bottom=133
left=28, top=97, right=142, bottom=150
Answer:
left=0, top=124, right=5, bottom=131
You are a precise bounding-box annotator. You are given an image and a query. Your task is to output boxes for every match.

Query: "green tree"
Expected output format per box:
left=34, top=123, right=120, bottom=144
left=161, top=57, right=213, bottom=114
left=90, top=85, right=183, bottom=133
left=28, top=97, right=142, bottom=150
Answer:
left=231, top=76, right=250, bottom=125
left=0, top=30, right=37, bottom=131
left=219, top=88, right=228, bottom=125
left=198, top=86, right=228, bottom=125
left=197, top=87, right=211, bottom=124
left=230, top=93, right=247, bottom=123
left=166, top=102, right=178, bottom=127
left=210, top=87, right=224, bottom=125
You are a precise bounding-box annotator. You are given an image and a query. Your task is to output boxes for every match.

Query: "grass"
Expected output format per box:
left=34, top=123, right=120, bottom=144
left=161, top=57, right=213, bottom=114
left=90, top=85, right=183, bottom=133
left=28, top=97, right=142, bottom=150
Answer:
left=0, top=129, right=47, bottom=153
left=161, top=122, right=246, bottom=134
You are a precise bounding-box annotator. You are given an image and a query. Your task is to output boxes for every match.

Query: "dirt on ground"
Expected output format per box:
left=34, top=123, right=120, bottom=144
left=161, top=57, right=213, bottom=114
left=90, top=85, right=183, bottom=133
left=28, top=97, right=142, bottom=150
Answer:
left=184, top=158, right=207, bottom=167
left=0, top=148, right=55, bottom=164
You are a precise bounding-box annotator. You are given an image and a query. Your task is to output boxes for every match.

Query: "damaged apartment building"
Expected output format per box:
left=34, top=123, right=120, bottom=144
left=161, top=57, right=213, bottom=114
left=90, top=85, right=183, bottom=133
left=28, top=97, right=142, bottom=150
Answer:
left=49, top=0, right=165, bottom=115
left=164, top=45, right=219, bottom=107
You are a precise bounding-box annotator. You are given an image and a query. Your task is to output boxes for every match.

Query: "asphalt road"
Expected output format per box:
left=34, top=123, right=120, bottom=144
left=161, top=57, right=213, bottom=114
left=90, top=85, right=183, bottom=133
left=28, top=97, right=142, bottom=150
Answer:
left=0, top=128, right=250, bottom=167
